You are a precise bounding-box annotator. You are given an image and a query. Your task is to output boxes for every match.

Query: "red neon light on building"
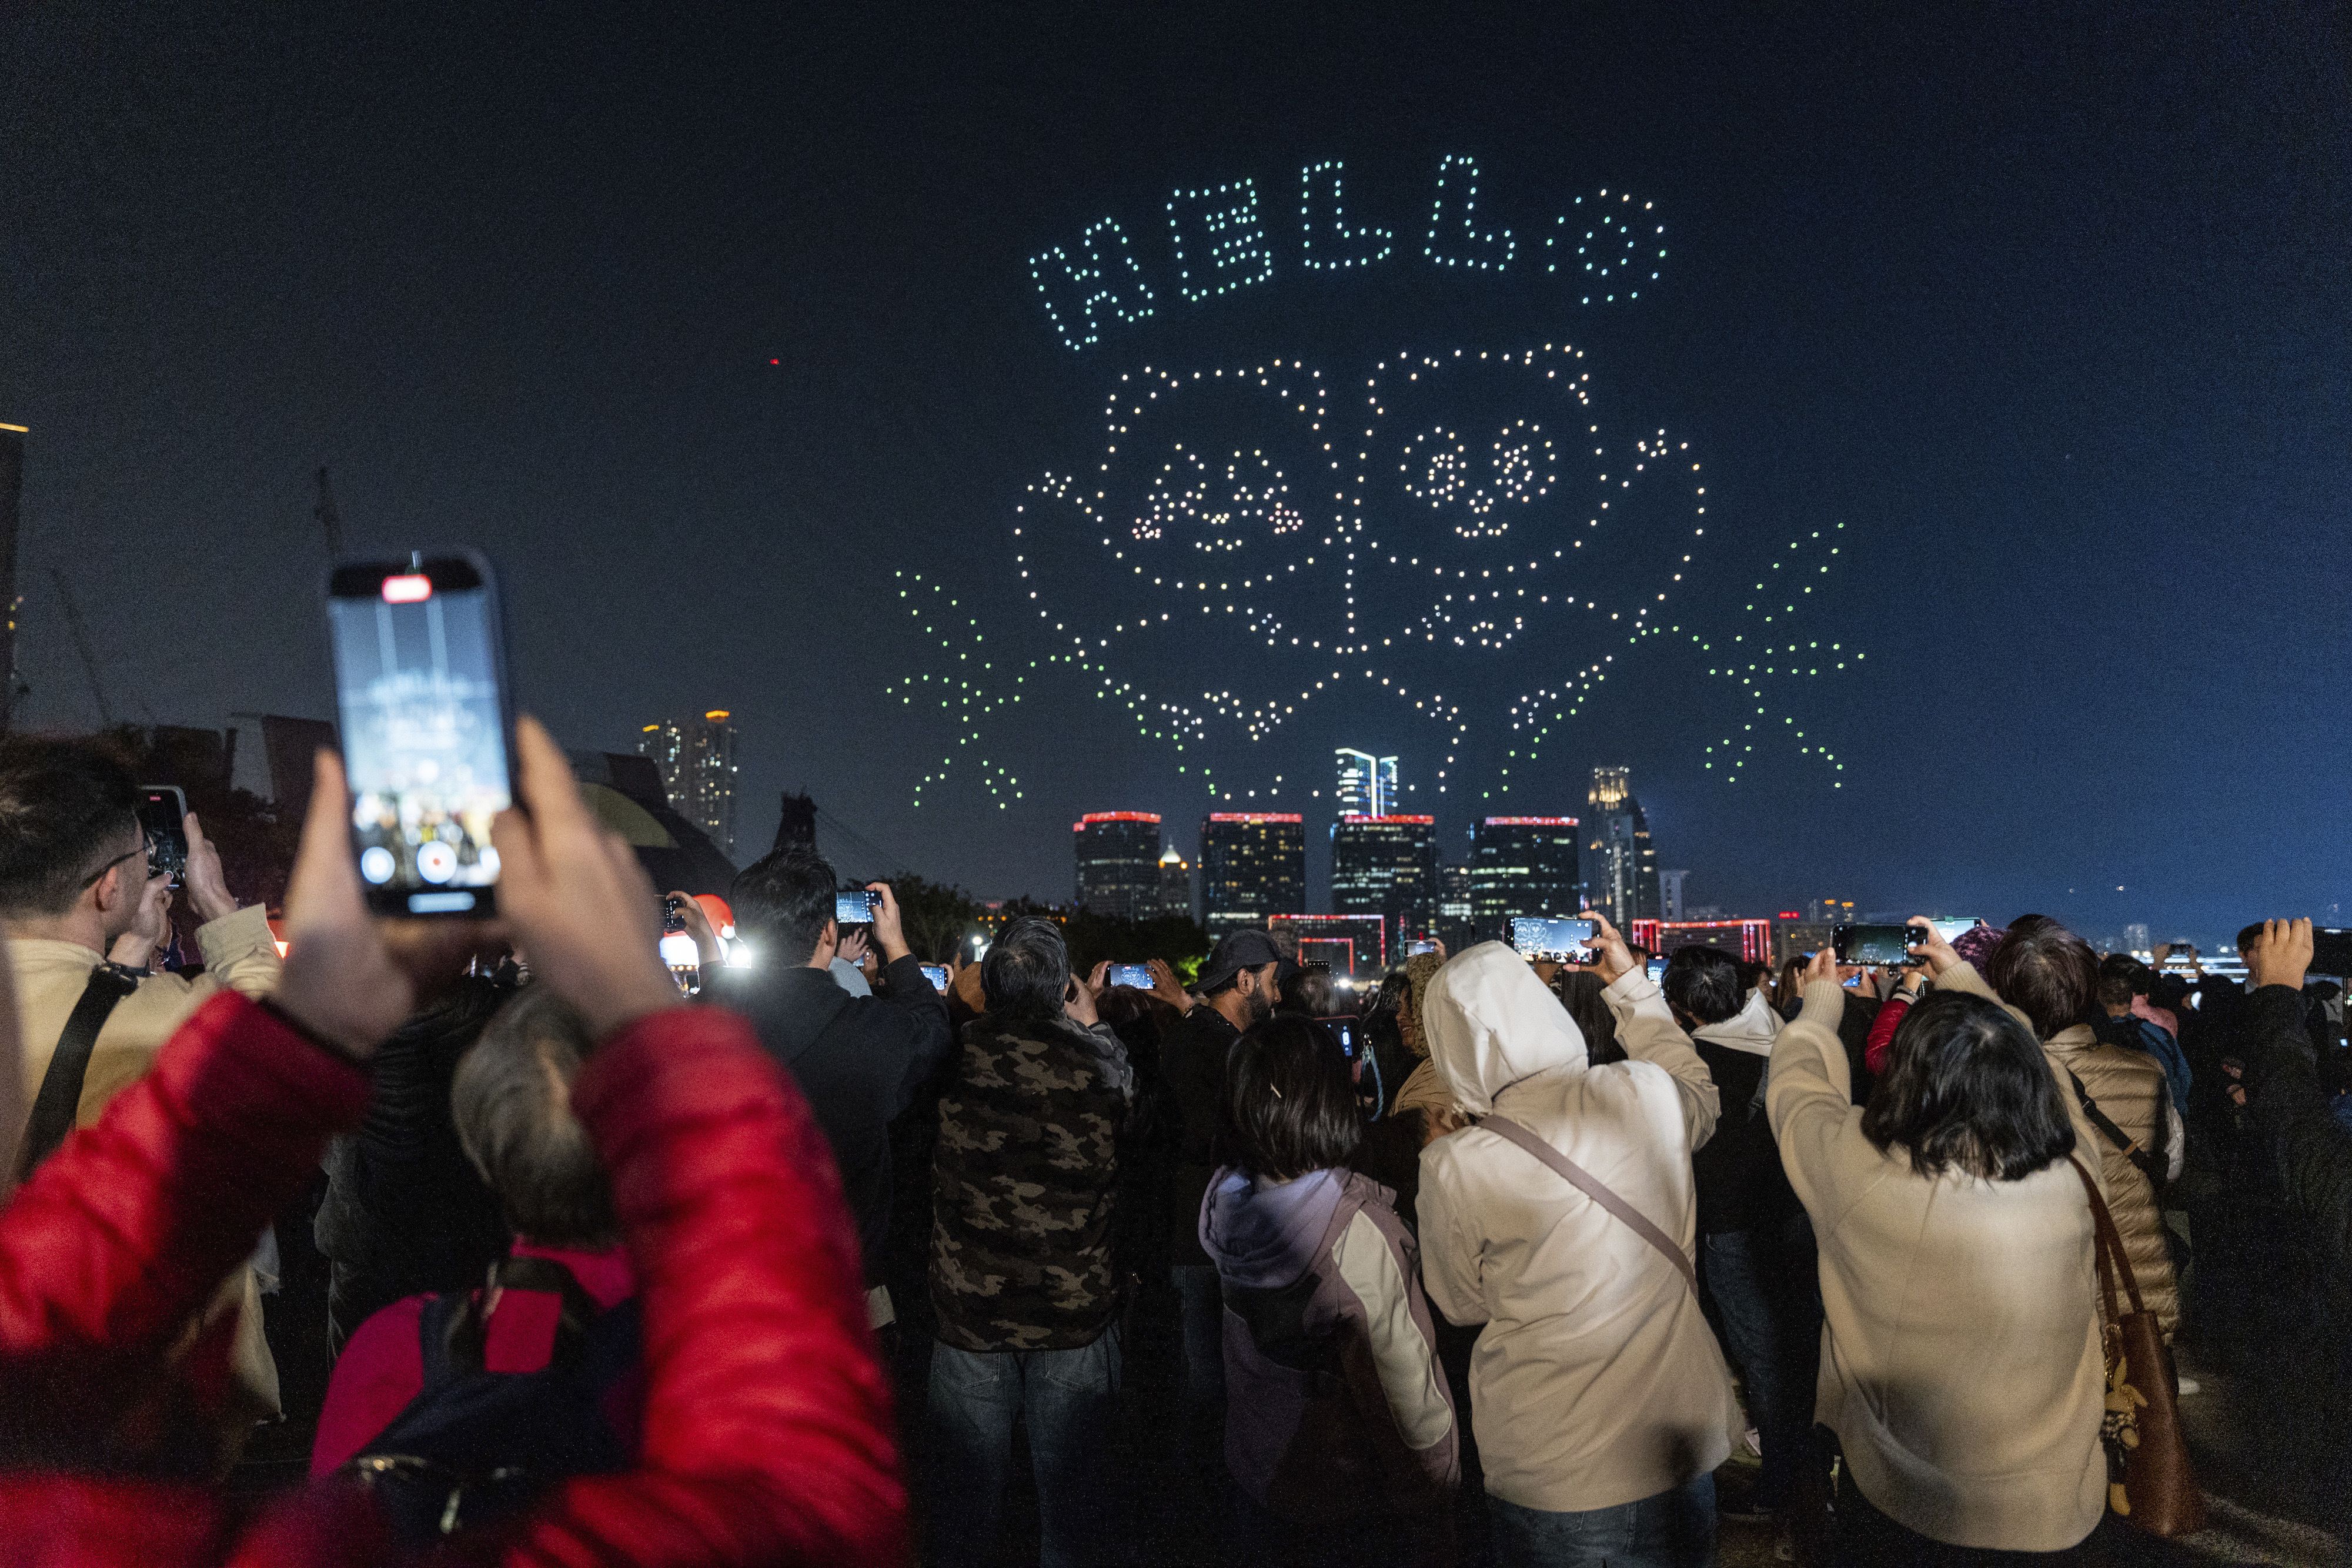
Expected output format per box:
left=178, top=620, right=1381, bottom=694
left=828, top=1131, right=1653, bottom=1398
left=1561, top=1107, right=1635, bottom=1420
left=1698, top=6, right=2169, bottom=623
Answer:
left=1481, top=815, right=1578, bottom=827
left=1207, top=813, right=1303, bottom=824
left=1074, top=810, right=1162, bottom=830
left=1633, top=918, right=1777, bottom=964
left=1777, top=911, right=1802, bottom=921
left=1339, top=814, right=1435, bottom=824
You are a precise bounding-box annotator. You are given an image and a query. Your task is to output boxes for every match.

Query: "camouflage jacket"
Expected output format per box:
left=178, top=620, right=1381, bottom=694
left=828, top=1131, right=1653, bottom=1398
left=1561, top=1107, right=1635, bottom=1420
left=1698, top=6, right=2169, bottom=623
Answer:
left=929, top=1010, right=1135, bottom=1352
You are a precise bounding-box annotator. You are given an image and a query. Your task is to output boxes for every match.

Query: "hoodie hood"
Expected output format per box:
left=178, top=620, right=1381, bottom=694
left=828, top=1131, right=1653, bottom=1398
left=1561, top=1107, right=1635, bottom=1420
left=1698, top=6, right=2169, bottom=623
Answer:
left=1692, top=990, right=1782, bottom=1057
left=1200, top=1166, right=1345, bottom=1290
left=1422, top=941, right=1588, bottom=1116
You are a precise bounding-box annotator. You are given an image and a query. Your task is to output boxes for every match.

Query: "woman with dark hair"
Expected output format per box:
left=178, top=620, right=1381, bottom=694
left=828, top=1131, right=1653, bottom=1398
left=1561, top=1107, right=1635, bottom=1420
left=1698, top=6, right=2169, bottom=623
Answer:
left=1989, top=915, right=2184, bottom=1340
left=1549, top=968, right=1626, bottom=1065
left=1769, top=939, right=2105, bottom=1563
left=1200, top=1014, right=1458, bottom=1566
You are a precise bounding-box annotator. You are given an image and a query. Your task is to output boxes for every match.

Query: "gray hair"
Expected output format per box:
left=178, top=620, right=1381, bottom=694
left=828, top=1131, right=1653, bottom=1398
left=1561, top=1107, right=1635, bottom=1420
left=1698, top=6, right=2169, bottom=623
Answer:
left=452, top=983, right=616, bottom=1247
left=983, top=917, right=1071, bottom=1020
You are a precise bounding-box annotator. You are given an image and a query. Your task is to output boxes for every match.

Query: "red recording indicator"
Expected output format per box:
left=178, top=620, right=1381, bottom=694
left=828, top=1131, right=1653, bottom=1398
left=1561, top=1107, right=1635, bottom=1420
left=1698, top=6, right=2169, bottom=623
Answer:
left=380, top=574, right=433, bottom=604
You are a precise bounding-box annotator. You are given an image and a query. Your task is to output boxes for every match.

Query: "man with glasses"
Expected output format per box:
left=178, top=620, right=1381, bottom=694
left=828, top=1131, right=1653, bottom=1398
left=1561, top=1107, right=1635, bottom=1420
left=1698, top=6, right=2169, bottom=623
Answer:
left=0, top=735, right=283, bottom=1456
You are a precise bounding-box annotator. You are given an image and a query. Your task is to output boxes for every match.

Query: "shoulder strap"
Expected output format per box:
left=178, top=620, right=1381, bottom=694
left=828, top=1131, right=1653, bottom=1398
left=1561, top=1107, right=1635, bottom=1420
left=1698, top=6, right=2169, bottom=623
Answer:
left=2068, top=1154, right=2147, bottom=1319
left=2063, top=1065, right=2165, bottom=1190
left=1478, top=1114, right=1698, bottom=1297
left=14, top=964, right=141, bottom=1181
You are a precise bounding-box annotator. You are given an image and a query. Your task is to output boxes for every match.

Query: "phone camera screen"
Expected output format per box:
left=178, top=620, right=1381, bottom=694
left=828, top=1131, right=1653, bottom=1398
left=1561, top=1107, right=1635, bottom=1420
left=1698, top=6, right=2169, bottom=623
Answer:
left=836, top=891, right=878, bottom=925
left=329, top=563, right=511, bottom=915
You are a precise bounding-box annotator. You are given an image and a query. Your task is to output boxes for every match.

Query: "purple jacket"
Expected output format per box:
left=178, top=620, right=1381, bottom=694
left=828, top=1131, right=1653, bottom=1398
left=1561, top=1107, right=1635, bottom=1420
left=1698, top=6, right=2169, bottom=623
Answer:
left=1200, top=1166, right=1459, bottom=1520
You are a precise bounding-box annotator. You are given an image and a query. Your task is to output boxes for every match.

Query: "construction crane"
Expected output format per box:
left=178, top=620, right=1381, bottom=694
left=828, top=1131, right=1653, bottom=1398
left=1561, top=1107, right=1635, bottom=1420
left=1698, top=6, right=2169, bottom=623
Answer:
left=315, top=466, right=346, bottom=559
left=48, top=568, right=111, bottom=726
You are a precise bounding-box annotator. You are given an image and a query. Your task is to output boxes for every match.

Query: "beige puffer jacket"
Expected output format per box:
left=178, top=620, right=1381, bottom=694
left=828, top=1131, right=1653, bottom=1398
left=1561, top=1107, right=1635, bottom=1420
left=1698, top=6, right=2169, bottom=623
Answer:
left=2043, top=1027, right=2184, bottom=1338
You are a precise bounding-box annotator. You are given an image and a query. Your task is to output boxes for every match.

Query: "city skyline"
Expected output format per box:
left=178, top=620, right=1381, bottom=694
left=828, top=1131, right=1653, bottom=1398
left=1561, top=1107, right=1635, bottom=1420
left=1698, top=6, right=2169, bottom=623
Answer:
left=639, top=710, right=740, bottom=858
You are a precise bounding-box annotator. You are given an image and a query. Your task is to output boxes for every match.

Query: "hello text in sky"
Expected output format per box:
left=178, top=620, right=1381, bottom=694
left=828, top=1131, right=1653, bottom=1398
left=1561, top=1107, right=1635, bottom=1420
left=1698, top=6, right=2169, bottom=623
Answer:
left=1029, top=155, right=1665, bottom=353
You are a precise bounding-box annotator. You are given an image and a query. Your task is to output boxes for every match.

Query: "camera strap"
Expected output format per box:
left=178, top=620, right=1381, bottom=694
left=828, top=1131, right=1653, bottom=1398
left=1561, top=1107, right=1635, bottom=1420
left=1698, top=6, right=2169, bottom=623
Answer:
left=14, top=964, right=142, bottom=1182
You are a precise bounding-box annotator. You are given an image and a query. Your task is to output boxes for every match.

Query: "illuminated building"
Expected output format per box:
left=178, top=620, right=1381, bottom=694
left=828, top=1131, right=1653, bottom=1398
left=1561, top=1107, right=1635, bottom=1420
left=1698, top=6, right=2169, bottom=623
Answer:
left=1271, top=913, right=1387, bottom=982
left=1437, top=861, right=1475, bottom=950
left=1633, top=918, right=1775, bottom=965
left=1331, top=814, right=1439, bottom=950
left=2123, top=922, right=2151, bottom=961
left=1158, top=844, right=1194, bottom=923
left=1469, top=816, right=1583, bottom=943
left=1074, top=811, right=1162, bottom=921
left=639, top=711, right=739, bottom=858
left=1659, top=869, right=1688, bottom=920
left=1200, top=812, right=1305, bottom=938
left=1335, top=748, right=1399, bottom=818
left=1583, top=767, right=1659, bottom=932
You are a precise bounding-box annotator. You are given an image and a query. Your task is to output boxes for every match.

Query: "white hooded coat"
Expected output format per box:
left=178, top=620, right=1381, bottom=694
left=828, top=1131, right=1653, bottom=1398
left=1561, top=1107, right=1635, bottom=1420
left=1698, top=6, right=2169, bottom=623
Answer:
left=1415, top=943, right=1742, bottom=1514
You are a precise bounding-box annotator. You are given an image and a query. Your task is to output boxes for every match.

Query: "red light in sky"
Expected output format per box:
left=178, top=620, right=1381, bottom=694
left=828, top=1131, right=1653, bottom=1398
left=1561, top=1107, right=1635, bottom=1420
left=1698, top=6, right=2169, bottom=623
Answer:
left=381, top=574, right=432, bottom=604
left=769, top=357, right=780, bottom=365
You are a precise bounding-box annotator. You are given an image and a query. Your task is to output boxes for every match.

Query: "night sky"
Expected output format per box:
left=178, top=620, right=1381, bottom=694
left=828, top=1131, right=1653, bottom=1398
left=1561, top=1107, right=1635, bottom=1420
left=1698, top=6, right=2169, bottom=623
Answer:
left=2, top=4, right=2343, bottom=944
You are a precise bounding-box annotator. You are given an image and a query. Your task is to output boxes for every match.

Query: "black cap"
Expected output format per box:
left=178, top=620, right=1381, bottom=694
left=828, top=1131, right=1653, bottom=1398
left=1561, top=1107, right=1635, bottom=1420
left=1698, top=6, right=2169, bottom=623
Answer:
left=1200, top=928, right=1292, bottom=992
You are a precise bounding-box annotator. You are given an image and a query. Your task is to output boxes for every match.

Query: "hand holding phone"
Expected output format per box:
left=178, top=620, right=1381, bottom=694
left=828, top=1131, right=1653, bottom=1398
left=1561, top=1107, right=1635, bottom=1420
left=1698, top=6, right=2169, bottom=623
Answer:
left=835, top=889, right=882, bottom=926
left=1108, top=962, right=1154, bottom=989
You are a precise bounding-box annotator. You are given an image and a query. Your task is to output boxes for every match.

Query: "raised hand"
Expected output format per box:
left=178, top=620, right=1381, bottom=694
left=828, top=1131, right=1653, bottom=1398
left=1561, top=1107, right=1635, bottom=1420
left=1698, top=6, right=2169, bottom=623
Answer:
left=1580, top=909, right=1638, bottom=984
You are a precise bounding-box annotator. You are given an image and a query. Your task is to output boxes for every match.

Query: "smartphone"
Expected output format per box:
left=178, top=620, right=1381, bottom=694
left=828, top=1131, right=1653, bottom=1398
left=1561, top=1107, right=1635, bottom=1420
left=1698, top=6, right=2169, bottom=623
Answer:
left=2311, top=928, right=2352, bottom=978
left=136, top=785, right=188, bottom=888
left=1833, top=923, right=1921, bottom=965
left=327, top=553, right=516, bottom=917
left=1407, top=938, right=1438, bottom=957
left=662, top=894, right=687, bottom=934
left=1108, top=962, right=1154, bottom=989
left=1510, top=916, right=1595, bottom=963
left=1317, top=1015, right=1358, bottom=1058
left=835, top=889, right=881, bottom=925
left=920, top=964, right=951, bottom=992
left=1645, top=955, right=1667, bottom=982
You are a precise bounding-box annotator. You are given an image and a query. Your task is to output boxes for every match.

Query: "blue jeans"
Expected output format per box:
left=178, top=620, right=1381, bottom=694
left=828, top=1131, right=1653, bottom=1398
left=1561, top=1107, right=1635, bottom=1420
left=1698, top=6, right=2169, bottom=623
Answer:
left=1703, top=1226, right=1813, bottom=1509
left=1170, top=1263, right=1227, bottom=1414
left=926, top=1327, right=1123, bottom=1568
left=1488, top=1473, right=1718, bottom=1568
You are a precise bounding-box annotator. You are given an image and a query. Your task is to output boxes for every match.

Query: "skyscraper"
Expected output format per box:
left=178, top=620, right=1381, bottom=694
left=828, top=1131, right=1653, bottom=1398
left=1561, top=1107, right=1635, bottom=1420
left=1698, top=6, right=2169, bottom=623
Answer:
left=1469, top=817, right=1584, bottom=942
left=1436, top=861, right=1475, bottom=950
left=1583, top=767, right=1661, bottom=931
left=1074, top=811, right=1162, bottom=920
left=639, top=710, right=739, bottom=858
left=1200, top=812, right=1306, bottom=938
left=1334, top=748, right=1399, bottom=818
left=1659, top=868, right=1688, bottom=921
left=1158, top=844, right=1194, bottom=923
left=1330, top=814, right=1440, bottom=949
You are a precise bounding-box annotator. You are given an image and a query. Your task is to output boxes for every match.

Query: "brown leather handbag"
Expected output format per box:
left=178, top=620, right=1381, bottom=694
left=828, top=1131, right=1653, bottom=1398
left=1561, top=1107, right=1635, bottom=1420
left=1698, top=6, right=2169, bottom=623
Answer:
left=2069, top=1157, right=2205, bottom=1537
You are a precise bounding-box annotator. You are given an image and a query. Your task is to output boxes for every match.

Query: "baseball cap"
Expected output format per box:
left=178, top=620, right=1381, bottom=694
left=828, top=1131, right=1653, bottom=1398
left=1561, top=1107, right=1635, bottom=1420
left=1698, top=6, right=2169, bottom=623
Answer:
left=1199, top=929, right=1294, bottom=992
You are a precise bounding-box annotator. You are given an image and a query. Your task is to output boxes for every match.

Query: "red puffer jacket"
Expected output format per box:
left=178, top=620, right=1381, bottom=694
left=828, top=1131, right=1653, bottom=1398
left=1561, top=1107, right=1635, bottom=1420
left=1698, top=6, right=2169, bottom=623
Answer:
left=0, top=991, right=907, bottom=1567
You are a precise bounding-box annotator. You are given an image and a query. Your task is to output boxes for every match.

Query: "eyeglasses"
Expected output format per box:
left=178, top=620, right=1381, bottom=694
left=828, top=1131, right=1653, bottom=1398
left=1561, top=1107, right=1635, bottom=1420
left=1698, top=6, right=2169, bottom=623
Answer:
left=81, top=844, right=148, bottom=890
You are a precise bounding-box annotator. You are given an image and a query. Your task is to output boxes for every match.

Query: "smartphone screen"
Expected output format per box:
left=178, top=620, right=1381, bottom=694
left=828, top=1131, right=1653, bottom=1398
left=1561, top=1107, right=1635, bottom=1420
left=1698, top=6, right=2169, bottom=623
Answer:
left=1317, top=1016, right=1358, bottom=1058
left=1407, top=939, right=1438, bottom=956
left=836, top=890, right=880, bottom=925
left=1645, top=956, right=1667, bottom=982
left=136, top=785, right=188, bottom=887
left=328, top=556, right=514, bottom=916
left=1510, top=916, right=1595, bottom=962
left=920, top=964, right=951, bottom=992
left=1108, top=962, right=1154, bottom=989
left=1833, top=923, right=1917, bottom=965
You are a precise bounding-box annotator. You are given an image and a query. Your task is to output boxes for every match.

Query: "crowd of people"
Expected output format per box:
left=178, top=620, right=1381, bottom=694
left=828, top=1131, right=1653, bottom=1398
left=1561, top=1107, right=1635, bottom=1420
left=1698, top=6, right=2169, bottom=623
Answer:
left=0, top=724, right=2344, bottom=1567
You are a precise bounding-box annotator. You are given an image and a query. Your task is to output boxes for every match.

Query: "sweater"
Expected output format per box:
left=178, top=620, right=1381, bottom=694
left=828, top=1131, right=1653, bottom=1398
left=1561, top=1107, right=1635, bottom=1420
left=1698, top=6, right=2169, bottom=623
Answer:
left=1416, top=945, right=1739, bottom=1514
left=1768, top=979, right=2104, bottom=1552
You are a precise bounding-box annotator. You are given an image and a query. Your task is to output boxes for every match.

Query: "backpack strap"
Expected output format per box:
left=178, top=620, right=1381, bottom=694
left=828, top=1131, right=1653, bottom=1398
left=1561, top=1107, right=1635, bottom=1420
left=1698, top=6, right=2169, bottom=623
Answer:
left=2062, top=1065, right=2166, bottom=1191
left=440, top=1255, right=609, bottom=1376
left=1477, top=1114, right=1699, bottom=1298
left=14, top=964, right=142, bottom=1182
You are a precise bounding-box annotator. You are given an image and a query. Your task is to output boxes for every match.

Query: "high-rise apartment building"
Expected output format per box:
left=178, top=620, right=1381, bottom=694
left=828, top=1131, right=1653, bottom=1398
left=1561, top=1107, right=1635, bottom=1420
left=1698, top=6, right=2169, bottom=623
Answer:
left=1331, top=814, right=1440, bottom=948
left=1659, top=868, right=1688, bottom=921
left=1158, top=844, right=1194, bottom=923
left=1436, top=861, right=1475, bottom=950
left=1334, top=748, right=1399, bottom=818
left=1200, top=812, right=1306, bottom=938
left=1469, top=817, right=1585, bottom=942
left=1583, top=767, right=1660, bottom=932
left=639, top=710, right=739, bottom=857
left=1074, top=811, right=1162, bottom=920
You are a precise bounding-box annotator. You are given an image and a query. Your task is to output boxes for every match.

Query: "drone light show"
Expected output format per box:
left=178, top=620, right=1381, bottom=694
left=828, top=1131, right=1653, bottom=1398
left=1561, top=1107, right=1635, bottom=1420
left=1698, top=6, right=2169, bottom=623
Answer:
left=896, top=152, right=1860, bottom=815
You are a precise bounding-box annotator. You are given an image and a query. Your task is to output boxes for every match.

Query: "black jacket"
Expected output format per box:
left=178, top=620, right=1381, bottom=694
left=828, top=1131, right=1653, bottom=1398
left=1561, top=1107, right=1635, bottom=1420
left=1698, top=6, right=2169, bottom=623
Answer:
left=707, top=954, right=954, bottom=1284
left=2241, top=982, right=2352, bottom=1302
left=1159, top=1002, right=1241, bottom=1268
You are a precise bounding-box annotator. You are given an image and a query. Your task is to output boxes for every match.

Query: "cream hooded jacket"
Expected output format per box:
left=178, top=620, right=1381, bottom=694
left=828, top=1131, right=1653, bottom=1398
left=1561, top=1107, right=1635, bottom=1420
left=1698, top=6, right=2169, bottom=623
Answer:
left=1415, top=943, right=1740, bottom=1514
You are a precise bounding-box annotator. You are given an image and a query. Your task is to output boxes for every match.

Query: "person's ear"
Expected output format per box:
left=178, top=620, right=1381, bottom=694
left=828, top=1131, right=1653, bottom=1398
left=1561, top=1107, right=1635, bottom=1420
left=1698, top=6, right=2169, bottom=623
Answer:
left=92, top=861, right=132, bottom=914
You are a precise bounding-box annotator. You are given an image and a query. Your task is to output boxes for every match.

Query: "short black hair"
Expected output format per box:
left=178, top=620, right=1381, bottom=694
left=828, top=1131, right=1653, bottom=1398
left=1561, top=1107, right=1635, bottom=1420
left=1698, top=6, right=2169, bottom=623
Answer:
left=983, top=917, right=1071, bottom=1021
left=0, top=737, right=141, bottom=917
left=1221, top=1013, right=1363, bottom=1181
left=2236, top=923, right=2267, bottom=958
left=453, top=984, right=617, bottom=1248
left=1986, top=914, right=2100, bottom=1040
left=1862, top=990, right=2076, bottom=1182
left=1551, top=968, right=1624, bottom=1065
left=2097, top=954, right=2153, bottom=1009
left=1663, top=945, right=1745, bottom=1027
left=729, top=847, right=838, bottom=965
